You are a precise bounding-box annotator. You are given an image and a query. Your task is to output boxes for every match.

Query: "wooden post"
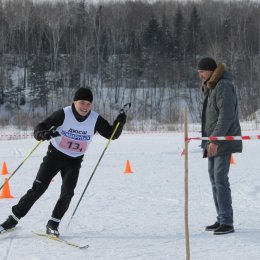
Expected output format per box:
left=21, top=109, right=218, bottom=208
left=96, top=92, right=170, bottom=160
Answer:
left=184, top=108, right=190, bottom=260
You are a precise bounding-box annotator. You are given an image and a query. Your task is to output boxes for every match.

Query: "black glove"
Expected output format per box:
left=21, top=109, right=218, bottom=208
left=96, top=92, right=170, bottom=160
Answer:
left=38, top=128, right=60, bottom=141
left=115, top=111, right=127, bottom=125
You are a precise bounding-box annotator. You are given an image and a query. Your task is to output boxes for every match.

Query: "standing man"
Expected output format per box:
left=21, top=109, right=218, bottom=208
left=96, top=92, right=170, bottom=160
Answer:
left=198, top=57, right=242, bottom=235
left=0, top=87, right=127, bottom=237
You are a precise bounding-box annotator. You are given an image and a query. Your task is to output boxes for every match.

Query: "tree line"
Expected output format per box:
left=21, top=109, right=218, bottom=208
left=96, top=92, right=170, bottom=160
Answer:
left=0, top=0, right=259, bottom=129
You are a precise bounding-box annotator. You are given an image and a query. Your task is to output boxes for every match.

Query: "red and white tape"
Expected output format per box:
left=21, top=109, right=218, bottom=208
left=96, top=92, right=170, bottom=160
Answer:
left=187, top=135, right=260, bottom=141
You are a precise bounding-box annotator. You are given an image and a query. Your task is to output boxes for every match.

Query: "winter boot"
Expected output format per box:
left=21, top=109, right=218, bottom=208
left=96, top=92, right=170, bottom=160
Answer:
left=0, top=215, right=19, bottom=233
left=46, top=219, right=60, bottom=237
left=205, top=222, right=220, bottom=231
left=214, top=224, right=234, bottom=235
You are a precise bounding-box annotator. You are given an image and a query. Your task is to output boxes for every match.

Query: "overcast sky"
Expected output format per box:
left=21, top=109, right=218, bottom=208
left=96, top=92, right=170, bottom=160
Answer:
left=27, top=0, right=260, bottom=5
left=32, top=0, right=259, bottom=3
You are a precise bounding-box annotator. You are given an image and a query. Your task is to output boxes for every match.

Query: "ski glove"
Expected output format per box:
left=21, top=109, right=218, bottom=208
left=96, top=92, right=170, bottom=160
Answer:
left=38, top=129, right=60, bottom=141
left=115, top=111, right=127, bottom=126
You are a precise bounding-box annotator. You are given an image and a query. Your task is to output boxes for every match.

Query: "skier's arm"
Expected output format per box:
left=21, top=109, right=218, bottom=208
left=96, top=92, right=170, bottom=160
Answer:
left=95, top=113, right=126, bottom=140
left=34, top=109, right=65, bottom=141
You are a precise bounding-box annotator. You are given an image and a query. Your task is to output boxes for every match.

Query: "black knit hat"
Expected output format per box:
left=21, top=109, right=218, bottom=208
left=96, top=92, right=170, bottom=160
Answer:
left=198, top=57, right=217, bottom=71
left=74, top=87, right=93, bottom=102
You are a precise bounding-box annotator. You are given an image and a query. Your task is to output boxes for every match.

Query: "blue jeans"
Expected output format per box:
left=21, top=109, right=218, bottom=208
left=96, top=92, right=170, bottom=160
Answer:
left=208, top=153, right=233, bottom=226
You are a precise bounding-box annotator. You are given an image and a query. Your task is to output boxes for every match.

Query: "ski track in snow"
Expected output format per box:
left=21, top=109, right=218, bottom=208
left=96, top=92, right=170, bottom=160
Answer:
left=0, top=132, right=260, bottom=259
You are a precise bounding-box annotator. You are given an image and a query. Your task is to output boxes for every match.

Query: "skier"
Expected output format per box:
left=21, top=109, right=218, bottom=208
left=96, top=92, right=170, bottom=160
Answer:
left=0, top=87, right=127, bottom=237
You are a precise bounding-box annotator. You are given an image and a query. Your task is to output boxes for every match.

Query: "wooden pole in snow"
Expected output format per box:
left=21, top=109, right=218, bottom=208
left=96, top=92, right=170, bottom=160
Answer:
left=184, top=108, right=190, bottom=260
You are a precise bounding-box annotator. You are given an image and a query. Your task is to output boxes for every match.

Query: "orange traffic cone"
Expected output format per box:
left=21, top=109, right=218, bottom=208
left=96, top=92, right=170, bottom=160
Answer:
left=0, top=178, right=14, bottom=199
left=230, top=154, right=235, bottom=165
left=124, top=160, right=133, bottom=174
left=1, top=162, right=9, bottom=175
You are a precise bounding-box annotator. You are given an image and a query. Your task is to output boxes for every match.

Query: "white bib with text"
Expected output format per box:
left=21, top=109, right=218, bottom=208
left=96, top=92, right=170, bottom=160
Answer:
left=51, top=106, right=98, bottom=157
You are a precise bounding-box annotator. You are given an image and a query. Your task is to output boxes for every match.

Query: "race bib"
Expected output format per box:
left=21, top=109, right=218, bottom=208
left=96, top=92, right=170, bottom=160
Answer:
left=59, top=136, right=87, bottom=153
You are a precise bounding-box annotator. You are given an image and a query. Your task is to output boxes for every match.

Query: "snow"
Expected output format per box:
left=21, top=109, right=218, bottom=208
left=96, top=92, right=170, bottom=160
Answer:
left=0, top=131, right=260, bottom=259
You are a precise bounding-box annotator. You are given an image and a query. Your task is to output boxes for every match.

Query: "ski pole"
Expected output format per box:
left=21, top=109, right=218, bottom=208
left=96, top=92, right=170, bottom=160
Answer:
left=0, top=140, right=42, bottom=191
left=0, top=126, right=56, bottom=191
left=67, top=103, right=131, bottom=228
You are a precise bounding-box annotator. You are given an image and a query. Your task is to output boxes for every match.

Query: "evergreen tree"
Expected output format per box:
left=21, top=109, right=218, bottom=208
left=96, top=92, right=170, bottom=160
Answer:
left=0, top=89, right=3, bottom=105
left=143, top=15, right=161, bottom=52
left=69, top=67, right=80, bottom=90
left=100, top=29, right=109, bottom=63
left=223, top=16, right=232, bottom=40
left=173, top=6, right=185, bottom=60
left=186, top=5, right=202, bottom=58
left=160, top=14, right=173, bottom=58
left=29, top=56, right=49, bottom=114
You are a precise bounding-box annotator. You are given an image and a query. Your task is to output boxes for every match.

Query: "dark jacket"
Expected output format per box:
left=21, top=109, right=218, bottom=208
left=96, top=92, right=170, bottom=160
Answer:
left=34, top=104, right=124, bottom=160
left=201, top=63, right=242, bottom=156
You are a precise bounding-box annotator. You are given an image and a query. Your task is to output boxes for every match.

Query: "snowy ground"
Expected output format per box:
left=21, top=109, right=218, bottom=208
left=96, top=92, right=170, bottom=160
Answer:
left=0, top=131, right=260, bottom=260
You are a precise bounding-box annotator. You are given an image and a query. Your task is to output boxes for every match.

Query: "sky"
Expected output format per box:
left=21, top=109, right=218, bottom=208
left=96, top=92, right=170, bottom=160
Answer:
left=34, top=0, right=259, bottom=2
left=0, top=129, right=260, bottom=259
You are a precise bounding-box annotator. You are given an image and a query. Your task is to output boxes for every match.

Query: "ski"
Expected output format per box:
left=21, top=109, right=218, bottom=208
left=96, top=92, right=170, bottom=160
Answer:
left=0, top=226, right=20, bottom=235
left=32, top=231, right=89, bottom=249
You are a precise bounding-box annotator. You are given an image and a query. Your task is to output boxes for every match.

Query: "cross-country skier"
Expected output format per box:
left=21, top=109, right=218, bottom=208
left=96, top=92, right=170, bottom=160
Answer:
left=0, top=87, right=126, bottom=237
